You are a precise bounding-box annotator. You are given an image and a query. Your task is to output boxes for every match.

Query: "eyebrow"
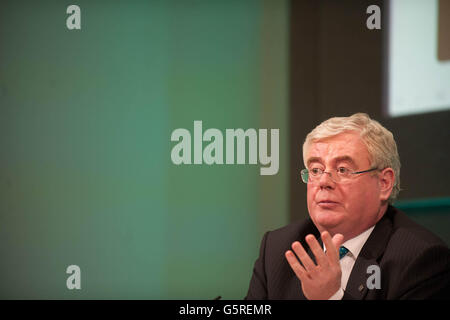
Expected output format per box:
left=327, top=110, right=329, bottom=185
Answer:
left=334, top=156, right=356, bottom=165
left=306, top=157, right=322, bottom=167
left=306, top=156, right=356, bottom=167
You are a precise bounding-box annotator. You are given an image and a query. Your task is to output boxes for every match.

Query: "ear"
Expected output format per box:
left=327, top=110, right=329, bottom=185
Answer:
left=378, top=168, right=395, bottom=202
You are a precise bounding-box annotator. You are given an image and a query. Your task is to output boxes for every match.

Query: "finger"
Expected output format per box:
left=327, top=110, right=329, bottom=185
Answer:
left=322, top=231, right=339, bottom=262
left=285, top=250, right=308, bottom=280
left=291, top=241, right=316, bottom=272
left=331, top=233, right=344, bottom=250
left=305, top=234, right=329, bottom=267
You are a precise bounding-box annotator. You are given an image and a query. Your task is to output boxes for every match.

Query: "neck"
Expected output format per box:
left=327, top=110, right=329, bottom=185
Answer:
left=324, top=204, right=388, bottom=241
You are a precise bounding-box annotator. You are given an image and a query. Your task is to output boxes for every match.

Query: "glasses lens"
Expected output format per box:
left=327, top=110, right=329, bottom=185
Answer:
left=301, top=169, right=308, bottom=183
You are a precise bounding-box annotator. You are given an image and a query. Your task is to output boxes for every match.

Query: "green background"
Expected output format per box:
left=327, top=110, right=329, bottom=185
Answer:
left=0, top=0, right=289, bottom=298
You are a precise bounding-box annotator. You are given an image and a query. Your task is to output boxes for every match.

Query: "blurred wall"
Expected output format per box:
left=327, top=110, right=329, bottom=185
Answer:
left=0, top=0, right=289, bottom=299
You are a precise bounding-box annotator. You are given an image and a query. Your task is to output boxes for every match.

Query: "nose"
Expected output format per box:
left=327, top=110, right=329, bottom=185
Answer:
left=318, top=171, right=336, bottom=189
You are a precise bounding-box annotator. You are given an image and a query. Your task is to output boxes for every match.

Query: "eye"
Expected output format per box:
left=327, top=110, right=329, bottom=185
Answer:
left=337, top=167, right=350, bottom=175
left=310, top=167, right=323, bottom=176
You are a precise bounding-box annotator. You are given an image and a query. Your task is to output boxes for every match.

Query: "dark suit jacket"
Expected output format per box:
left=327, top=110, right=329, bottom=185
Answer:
left=245, top=205, right=450, bottom=299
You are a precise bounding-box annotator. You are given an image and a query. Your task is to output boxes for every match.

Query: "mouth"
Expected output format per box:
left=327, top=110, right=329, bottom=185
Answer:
left=317, top=200, right=340, bottom=208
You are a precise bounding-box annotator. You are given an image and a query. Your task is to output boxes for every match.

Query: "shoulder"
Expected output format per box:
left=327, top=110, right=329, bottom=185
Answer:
left=379, top=206, right=450, bottom=298
left=381, top=206, right=450, bottom=275
left=386, top=205, right=448, bottom=251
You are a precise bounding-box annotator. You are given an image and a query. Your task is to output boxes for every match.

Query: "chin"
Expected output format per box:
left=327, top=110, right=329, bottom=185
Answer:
left=312, top=207, right=344, bottom=229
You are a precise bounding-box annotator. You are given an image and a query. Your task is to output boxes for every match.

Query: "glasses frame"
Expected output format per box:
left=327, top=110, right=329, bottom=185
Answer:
left=300, top=167, right=378, bottom=184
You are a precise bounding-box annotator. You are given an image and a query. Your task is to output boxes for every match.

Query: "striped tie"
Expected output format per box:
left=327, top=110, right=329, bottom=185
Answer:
left=339, top=246, right=349, bottom=259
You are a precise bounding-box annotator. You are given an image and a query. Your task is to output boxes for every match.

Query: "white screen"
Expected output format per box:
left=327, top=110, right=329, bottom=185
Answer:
left=388, top=0, right=450, bottom=117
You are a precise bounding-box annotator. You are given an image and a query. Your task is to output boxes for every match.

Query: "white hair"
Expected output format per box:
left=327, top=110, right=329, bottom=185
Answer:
left=303, top=113, right=401, bottom=203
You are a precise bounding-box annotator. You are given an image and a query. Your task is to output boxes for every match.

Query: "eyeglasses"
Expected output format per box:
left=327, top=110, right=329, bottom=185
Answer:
left=300, top=167, right=378, bottom=184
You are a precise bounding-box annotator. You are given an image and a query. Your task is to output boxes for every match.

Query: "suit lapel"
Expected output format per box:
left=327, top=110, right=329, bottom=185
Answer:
left=344, top=208, right=393, bottom=299
left=344, top=254, right=379, bottom=299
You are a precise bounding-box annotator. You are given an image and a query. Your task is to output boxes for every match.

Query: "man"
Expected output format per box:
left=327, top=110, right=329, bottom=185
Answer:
left=246, top=113, right=450, bottom=299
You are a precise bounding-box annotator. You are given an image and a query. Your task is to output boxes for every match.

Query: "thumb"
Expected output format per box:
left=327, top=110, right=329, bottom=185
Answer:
left=332, top=233, right=344, bottom=249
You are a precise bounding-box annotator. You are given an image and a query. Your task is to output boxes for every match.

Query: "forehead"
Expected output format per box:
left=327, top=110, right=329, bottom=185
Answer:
left=305, top=132, right=370, bottom=166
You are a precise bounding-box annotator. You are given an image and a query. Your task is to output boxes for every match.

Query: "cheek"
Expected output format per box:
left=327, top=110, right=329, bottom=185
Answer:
left=342, top=181, right=379, bottom=212
left=306, top=184, right=317, bottom=206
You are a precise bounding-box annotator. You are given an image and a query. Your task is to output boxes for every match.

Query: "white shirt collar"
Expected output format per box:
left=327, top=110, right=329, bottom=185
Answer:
left=323, top=225, right=375, bottom=259
left=341, top=226, right=375, bottom=259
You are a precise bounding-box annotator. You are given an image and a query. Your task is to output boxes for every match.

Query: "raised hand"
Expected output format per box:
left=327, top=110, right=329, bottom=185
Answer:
left=285, top=231, right=344, bottom=300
